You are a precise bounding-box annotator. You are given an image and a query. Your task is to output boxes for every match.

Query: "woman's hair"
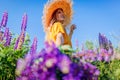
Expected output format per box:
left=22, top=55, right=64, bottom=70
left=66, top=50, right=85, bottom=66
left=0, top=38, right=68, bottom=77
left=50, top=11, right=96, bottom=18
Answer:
left=50, top=8, right=63, bottom=26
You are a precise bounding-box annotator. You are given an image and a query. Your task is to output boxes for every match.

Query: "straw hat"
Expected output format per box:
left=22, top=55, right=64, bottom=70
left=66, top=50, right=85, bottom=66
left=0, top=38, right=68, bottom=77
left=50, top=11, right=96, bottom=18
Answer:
left=42, top=0, right=73, bottom=32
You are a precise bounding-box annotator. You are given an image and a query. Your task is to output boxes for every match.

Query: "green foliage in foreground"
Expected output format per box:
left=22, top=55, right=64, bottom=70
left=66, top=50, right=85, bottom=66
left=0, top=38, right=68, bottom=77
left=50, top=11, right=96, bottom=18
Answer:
left=92, top=60, right=120, bottom=80
left=0, top=35, right=30, bottom=80
left=1, top=37, right=120, bottom=80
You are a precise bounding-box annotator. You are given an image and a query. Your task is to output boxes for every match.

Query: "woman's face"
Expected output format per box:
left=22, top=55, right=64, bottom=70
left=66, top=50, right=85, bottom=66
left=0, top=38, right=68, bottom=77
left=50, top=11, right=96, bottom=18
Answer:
left=55, top=9, right=65, bottom=22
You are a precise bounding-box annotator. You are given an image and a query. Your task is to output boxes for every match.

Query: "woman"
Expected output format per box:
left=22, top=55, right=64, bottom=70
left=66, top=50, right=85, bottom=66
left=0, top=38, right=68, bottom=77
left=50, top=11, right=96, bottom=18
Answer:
left=42, top=0, right=76, bottom=47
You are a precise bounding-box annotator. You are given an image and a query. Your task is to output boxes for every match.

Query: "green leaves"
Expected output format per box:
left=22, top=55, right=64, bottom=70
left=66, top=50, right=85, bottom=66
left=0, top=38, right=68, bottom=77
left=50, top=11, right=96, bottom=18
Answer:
left=92, top=60, right=120, bottom=80
left=0, top=35, right=30, bottom=79
left=85, top=40, right=94, bottom=50
left=59, top=45, right=76, bottom=56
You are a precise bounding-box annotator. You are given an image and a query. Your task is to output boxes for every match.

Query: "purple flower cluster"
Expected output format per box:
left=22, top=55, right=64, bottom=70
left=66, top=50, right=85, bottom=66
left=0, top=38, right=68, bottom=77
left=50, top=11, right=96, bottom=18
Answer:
left=21, top=13, right=27, bottom=31
left=74, top=48, right=112, bottom=62
left=0, top=31, right=4, bottom=42
left=14, top=31, right=25, bottom=50
left=16, top=42, right=99, bottom=80
left=30, top=37, right=37, bottom=54
left=0, top=12, right=8, bottom=42
left=4, top=28, right=12, bottom=46
left=72, top=33, right=114, bottom=62
left=99, top=33, right=113, bottom=52
left=14, top=14, right=27, bottom=50
left=0, top=12, right=8, bottom=28
left=0, top=12, right=12, bottom=45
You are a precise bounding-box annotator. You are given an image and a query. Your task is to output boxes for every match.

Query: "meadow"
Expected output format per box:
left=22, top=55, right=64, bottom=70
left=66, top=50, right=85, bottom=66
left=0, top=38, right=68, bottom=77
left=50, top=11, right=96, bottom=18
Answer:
left=0, top=12, right=120, bottom=80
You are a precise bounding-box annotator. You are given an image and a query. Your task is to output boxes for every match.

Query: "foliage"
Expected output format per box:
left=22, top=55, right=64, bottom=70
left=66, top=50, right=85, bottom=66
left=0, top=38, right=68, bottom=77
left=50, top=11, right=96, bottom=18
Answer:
left=85, top=40, right=94, bottom=50
left=1, top=11, right=120, bottom=80
left=0, top=35, right=30, bottom=80
left=92, top=60, right=120, bottom=80
left=0, top=12, right=29, bottom=80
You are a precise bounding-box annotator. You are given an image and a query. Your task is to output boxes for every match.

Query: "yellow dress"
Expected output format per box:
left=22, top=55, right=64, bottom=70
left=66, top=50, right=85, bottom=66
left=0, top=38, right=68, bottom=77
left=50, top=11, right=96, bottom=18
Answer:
left=46, top=22, right=72, bottom=47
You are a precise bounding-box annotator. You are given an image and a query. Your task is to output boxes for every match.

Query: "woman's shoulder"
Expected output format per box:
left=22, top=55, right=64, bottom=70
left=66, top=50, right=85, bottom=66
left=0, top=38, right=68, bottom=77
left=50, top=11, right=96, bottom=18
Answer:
left=53, top=22, right=67, bottom=30
left=51, top=22, right=65, bottom=33
left=51, top=22, right=63, bottom=30
left=53, top=22, right=62, bottom=26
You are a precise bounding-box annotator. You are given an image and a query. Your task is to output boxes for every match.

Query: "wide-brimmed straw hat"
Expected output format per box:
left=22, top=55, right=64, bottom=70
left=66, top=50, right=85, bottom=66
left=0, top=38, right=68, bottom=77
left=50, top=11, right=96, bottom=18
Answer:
left=42, top=0, right=73, bottom=32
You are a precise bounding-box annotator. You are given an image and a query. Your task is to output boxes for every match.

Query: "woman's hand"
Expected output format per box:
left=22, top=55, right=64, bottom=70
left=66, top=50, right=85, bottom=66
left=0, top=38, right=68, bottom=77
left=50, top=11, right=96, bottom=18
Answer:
left=70, top=24, right=76, bottom=32
left=69, top=24, right=76, bottom=39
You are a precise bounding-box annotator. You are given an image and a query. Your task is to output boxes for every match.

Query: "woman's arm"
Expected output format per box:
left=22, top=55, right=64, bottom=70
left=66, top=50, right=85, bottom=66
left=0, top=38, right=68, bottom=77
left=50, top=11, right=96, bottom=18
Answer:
left=69, top=30, right=73, bottom=40
left=69, top=24, right=76, bottom=40
left=56, top=32, right=64, bottom=46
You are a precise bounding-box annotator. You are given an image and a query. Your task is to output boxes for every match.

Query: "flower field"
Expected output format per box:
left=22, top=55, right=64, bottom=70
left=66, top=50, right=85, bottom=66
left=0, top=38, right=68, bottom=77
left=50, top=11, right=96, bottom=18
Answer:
left=0, top=12, right=120, bottom=80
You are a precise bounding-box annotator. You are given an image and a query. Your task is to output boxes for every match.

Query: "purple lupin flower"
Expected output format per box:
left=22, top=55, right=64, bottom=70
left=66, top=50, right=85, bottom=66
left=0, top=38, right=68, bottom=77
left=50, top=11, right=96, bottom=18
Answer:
left=0, top=12, right=8, bottom=28
left=14, top=31, right=25, bottom=50
left=57, top=54, right=71, bottom=74
left=4, top=28, right=11, bottom=46
left=62, top=73, right=74, bottom=80
left=104, top=53, right=110, bottom=62
left=0, top=31, right=4, bottom=42
left=20, top=30, right=25, bottom=43
left=108, top=40, right=114, bottom=55
left=4, top=27, right=8, bottom=37
left=16, top=42, right=100, bottom=79
left=18, top=31, right=25, bottom=49
left=102, top=34, right=108, bottom=48
left=30, top=37, right=37, bottom=54
left=14, top=13, right=27, bottom=50
left=99, top=33, right=109, bottom=50
left=16, top=58, right=26, bottom=76
left=97, top=54, right=103, bottom=61
left=21, top=13, right=27, bottom=31
left=99, top=33, right=103, bottom=48
left=14, top=36, right=20, bottom=50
